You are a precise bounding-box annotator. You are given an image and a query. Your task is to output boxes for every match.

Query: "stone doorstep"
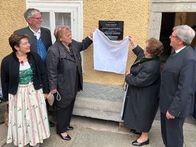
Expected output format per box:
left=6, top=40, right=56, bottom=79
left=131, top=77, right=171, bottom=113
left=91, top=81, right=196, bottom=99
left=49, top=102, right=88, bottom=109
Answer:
left=73, top=96, right=124, bottom=122
left=79, top=82, right=125, bottom=102
left=73, top=108, right=123, bottom=122
left=74, top=96, right=123, bottom=112
left=72, top=82, right=125, bottom=122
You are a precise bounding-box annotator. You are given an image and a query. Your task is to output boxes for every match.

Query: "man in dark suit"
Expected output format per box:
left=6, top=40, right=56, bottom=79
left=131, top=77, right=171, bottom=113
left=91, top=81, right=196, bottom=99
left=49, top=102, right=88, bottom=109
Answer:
left=191, top=25, right=196, bottom=120
left=193, top=44, right=196, bottom=120
left=14, top=8, right=52, bottom=61
left=160, top=25, right=196, bottom=147
left=14, top=8, right=54, bottom=127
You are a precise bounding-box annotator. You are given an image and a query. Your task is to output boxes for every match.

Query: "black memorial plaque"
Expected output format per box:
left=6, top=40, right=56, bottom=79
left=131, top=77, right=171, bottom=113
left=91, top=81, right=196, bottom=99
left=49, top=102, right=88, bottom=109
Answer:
left=99, top=20, right=124, bottom=40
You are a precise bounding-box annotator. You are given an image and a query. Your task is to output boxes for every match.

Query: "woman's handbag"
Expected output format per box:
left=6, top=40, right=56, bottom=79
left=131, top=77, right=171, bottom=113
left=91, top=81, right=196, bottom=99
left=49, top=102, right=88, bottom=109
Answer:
left=46, top=90, right=62, bottom=106
left=46, top=92, right=55, bottom=106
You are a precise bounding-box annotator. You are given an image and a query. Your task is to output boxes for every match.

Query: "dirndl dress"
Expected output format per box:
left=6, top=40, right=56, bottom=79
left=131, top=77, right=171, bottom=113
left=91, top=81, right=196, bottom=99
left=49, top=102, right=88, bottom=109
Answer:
left=6, top=62, right=50, bottom=147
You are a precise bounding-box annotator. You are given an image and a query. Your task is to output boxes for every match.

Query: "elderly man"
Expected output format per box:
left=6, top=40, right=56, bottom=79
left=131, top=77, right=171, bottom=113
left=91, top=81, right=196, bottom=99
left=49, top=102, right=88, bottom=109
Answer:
left=14, top=8, right=52, bottom=61
left=160, top=25, right=196, bottom=147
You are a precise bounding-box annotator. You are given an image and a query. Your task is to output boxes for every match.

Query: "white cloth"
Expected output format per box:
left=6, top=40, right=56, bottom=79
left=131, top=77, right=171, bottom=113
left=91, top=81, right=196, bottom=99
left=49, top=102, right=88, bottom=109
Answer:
left=93, top=29, right=129, bottom=74
left=121, top=87, right=128, bottom=118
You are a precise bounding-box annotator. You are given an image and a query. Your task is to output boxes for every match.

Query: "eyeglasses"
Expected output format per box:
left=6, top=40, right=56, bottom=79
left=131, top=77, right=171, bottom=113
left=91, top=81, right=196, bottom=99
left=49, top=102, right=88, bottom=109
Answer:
left=170, top=35, right=178, bottom=38
left=31, top=17, right=42, bottom=20
left=170, top=34, right=182, bottom=41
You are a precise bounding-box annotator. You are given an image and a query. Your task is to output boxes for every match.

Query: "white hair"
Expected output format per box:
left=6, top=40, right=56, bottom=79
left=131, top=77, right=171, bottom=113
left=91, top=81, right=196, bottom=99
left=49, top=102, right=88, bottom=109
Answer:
left=173, top=25, right=195, bottom=45
left=54, top=25, right=71, bottom=41
left=24, top=8, right=40, bottom=20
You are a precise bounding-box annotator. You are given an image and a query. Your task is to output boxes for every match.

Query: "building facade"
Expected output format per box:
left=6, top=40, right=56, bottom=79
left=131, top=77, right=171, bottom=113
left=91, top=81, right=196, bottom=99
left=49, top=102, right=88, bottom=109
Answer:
left=1, top=0, right=196, bottom=121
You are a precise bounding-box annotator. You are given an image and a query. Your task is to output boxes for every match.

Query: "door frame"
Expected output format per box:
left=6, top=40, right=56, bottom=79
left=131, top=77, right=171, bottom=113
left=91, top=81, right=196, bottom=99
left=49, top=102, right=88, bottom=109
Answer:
left=149, top=0, right=196, bottom=39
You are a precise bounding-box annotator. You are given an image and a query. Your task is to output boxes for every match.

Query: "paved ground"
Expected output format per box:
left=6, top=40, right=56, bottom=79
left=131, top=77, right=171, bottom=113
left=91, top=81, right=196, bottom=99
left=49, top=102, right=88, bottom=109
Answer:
left=0, top=116, right=196, bottom=147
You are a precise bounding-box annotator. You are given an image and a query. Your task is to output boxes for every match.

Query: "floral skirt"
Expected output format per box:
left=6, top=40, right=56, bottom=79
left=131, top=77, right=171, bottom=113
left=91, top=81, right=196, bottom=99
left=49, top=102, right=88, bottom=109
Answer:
left=7, top=83, right=50, bottom=147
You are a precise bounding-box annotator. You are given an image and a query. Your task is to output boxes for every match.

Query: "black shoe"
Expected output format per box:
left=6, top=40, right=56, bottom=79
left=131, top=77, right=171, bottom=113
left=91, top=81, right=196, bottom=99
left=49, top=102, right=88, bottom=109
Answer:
left=67, top=126, right=74, bottom=130
left=132, top=139, right=149, bottom=146
left=130, top=129, right=142, bottom=135
left=58, top=133, right=71, bottom=141
left=49, top=121, right=55, bottom=127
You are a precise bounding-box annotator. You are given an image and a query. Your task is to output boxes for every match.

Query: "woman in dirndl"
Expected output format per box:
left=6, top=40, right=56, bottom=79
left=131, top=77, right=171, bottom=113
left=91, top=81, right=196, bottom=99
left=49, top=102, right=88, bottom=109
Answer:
left=0, top=33, right=50, bottom=147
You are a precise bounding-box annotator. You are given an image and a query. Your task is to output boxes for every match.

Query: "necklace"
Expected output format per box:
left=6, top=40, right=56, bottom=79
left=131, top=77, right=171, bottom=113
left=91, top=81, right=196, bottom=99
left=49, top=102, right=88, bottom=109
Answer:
left=16, top=53, right=27, bottom=65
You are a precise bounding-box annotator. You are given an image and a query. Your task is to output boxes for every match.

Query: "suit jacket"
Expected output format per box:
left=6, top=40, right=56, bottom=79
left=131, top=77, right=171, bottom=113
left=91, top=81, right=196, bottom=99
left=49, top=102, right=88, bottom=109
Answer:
left=46, top=37, right=92, bottom=108
left=14, top=27, right=52, bottom=53
left=160, top=46, right=196, bottom=117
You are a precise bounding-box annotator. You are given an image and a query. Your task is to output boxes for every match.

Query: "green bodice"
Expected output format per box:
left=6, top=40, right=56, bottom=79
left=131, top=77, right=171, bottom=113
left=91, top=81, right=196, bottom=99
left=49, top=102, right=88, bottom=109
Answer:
left=19, top=65, right=33, bottom=84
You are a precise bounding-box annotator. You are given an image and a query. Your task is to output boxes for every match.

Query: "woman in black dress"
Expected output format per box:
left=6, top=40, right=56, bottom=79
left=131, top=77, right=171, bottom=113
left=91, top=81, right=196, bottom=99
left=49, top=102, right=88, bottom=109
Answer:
left=122, top=37, right=163, bottom=146
left=46, top=26, right=93, bottom=141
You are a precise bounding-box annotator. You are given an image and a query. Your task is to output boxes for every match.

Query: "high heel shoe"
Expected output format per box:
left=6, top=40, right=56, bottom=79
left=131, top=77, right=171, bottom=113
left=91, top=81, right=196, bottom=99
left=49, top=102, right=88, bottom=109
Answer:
left=132, top=139, right=149, bottom=146
left=58, top=133, right=71, bottom=141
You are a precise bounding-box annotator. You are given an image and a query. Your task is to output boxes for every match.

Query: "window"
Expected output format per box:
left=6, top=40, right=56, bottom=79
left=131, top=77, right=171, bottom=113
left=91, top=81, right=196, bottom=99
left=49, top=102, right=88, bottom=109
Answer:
left=55, top=12, right=71, bottom=27
left=26, top=0, right=83, bottom=42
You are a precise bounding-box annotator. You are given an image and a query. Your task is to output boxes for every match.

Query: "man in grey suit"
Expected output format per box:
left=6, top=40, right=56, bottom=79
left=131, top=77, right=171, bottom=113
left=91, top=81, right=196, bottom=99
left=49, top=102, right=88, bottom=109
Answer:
left=160, top=25, right=196, bottom=147
left=14, top=8, right=52, bottom=61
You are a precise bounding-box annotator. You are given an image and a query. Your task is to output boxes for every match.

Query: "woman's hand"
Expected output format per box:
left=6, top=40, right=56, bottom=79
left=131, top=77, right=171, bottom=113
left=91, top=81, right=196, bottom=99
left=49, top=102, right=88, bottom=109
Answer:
left=50, top=89, right=57, bottom=94
left=89, top=28, right=97, bottom=40
left=125, top=70, right=130, bottom=76
left=129, top=35, right=137, bottom=48
left=89, top=31, right=93, bottom=39
left=44, top=89, right=57, bottom=99
left=166, top=111, right=175, bottom=119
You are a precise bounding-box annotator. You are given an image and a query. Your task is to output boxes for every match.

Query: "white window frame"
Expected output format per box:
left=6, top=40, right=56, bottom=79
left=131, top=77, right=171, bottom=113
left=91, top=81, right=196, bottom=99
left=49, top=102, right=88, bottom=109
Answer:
left=26, top=0, right=83, bottom=43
